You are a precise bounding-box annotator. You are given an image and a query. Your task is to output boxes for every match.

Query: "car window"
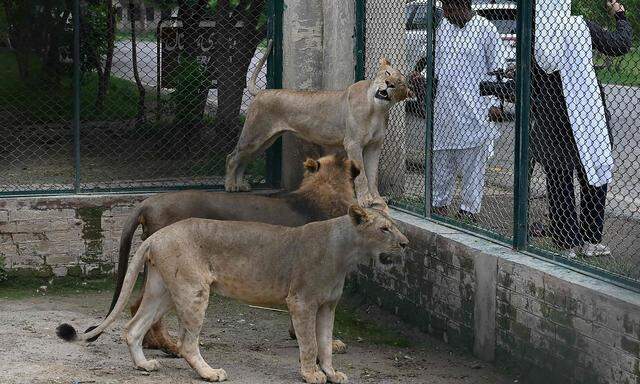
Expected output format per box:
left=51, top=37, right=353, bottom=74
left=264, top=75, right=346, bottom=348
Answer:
left=406, top=4, right=443, bottom=30
left=476, top=9, right=517, bottom=35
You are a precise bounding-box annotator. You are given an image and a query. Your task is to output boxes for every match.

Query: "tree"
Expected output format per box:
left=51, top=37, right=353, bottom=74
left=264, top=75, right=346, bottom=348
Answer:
left=130, top=0, right=147, bottom=125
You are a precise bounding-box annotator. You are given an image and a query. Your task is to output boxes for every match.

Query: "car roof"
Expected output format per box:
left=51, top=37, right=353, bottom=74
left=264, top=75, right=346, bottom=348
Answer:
left=408, top=0, right=516, bottom=10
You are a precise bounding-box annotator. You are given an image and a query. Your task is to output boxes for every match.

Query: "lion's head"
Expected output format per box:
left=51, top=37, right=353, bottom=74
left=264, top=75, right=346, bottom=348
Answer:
left=348, top=205, right=408, bottom=270
left=293, top=153, right=359, bottom=218
left=372, top=57, right=413, bottom=103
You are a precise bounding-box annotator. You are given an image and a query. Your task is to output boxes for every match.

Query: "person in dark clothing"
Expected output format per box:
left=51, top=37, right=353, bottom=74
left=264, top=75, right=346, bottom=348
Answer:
left=530, top=0, right=632, bottom=258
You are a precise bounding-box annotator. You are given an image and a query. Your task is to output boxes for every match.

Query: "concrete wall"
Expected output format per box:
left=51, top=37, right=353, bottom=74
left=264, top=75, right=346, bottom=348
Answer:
left=356, top=210, right=640, bottom=384
left=0, top=194, right=147, bottom=277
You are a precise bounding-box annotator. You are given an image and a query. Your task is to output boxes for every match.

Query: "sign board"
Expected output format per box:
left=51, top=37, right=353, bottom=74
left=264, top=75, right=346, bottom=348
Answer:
left=159, top=21, right=218, bottom=89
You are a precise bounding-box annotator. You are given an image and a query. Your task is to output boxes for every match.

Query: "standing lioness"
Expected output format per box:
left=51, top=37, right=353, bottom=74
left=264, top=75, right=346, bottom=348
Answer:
left=57, top=206, right=408, bottom=383
left=225, top=42, right=413, bottom=209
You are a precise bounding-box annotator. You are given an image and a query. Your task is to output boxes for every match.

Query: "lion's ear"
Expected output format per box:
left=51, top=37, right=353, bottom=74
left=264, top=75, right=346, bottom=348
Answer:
left=348, top=160, right=361, bottom=179
left=348, top=204, right=369, bottom=225
left=303, top=158, right=320, bottom=173
left=379, top=57, right=391, bottom=67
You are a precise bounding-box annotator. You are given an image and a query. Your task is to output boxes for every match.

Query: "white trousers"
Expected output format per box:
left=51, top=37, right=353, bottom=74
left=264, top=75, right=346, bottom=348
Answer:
left=432, top=145, right=489, bottom=214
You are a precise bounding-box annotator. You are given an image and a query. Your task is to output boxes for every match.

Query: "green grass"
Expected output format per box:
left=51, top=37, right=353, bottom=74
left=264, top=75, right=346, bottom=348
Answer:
left=0, top=51, right=140, bottom=123
left=597, top=48, right=640, bottom=86
left=0, top=273, right=125, bottom=300
left=334, top=305, right=412, bottom=348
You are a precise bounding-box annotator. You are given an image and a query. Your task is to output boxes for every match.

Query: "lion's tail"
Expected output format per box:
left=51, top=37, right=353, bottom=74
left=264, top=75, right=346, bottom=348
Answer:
left=109, top=205, right=145, bottom=315
left=56, top=241, right=150, bottom=343
left=247, top=39, right=273, bottom=97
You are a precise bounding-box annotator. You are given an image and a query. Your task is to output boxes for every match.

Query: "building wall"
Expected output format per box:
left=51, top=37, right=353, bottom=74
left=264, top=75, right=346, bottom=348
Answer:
left=0, top=194, right=148, bottom=277
left=356, top=211, right=640, bottom=384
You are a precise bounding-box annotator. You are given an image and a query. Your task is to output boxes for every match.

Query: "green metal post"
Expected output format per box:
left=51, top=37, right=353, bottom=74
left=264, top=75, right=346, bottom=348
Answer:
left=265, top=0, right=283, bottom=188
left=513, top=0, right=533, bottom=249
left=422, top=0, right=436, bottom=218
left=73, top=0, right=81, bottom=193
left=354, top=0, right=365, bottom=81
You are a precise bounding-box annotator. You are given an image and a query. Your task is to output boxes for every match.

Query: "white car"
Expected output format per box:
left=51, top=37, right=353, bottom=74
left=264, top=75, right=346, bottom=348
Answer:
left=405, top=0, right=517, bottom=70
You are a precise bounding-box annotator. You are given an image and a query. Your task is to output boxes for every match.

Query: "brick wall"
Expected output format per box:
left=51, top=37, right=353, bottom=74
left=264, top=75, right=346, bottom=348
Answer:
left=0, top=194, right=149, bottom=277
left=356, top=210, right=640, bottom=384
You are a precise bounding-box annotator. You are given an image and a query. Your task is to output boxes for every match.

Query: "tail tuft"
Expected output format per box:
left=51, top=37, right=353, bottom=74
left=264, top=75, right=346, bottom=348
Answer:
left=85, top=325, right=102, bottom=342
left=56, top=323, right=78, bottom=342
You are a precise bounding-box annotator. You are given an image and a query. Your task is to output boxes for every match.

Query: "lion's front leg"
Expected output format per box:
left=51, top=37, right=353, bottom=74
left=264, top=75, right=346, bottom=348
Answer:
left=363, top=141, right=388, bottom=210
left=316, top=303, right=348, bottom=383
left=287, top=297, right=326, bottom=384
left=344, top=141, right=374, bottom=208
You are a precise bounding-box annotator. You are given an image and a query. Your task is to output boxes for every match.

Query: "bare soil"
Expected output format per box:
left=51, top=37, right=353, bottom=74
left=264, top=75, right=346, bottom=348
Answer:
left=0, top=289, right=517, bottom=384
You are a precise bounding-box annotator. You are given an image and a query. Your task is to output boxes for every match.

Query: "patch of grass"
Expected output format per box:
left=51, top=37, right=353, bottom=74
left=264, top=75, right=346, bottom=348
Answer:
left=597, top=48, right=640, bottom=86
left=0, top=272, right=141, bottom=300
left=334, top=306, right=412, bottom=348
left=0, top=51, right=140, bottom=123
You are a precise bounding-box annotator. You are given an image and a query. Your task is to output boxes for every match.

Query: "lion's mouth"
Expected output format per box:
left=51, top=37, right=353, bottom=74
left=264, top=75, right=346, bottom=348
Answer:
left=375, top=89, right=391, bottom=101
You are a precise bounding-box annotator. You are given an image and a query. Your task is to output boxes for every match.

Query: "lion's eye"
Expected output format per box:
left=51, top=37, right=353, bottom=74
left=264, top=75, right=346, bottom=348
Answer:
left=380, top=227, right=391, bottom=233
left=385, top=71, right=391, bottom=76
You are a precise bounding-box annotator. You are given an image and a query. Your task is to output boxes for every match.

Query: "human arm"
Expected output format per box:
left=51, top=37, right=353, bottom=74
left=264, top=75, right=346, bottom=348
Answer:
left=586, top=2, right=633, bottom=57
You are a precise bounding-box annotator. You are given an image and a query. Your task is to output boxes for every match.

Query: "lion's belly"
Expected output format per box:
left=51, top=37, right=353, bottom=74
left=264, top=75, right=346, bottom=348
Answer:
left=212, top=274, right=289, bottom=306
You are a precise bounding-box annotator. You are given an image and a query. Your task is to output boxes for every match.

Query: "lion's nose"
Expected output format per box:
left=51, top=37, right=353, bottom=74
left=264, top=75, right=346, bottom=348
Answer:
left=399, top=241, right=408, bottom=249
left=385, top=80, right=395, bottom=88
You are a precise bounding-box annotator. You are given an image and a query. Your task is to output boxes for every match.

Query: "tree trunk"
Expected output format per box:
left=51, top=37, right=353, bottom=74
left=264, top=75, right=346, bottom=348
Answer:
left=212, top=0, right=266, bottom=153
left=172, top=0, right=210, bottom=148
left=130, top=1, right=146, bottom=126
left=96, top=0, right=116, bottom=112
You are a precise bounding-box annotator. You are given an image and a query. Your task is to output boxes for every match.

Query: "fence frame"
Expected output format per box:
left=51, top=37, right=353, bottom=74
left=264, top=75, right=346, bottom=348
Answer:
left=354, top=0, right=640, bottom=293
left=0, top=0, right=283, bottom=198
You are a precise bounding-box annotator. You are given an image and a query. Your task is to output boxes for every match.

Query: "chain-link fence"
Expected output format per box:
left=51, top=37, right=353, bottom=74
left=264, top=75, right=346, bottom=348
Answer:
left=0, top=0, right=280, bottom=194
left=359, top=0, right=640, bottom=286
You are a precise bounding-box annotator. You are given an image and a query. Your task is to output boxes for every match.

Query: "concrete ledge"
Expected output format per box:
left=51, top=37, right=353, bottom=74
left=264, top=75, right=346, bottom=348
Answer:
left=354, top=209, right=640, bottom=384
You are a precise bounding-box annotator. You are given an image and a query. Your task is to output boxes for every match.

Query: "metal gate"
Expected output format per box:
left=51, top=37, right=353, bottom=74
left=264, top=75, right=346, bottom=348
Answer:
left=0, top=0, right=283, bottom=195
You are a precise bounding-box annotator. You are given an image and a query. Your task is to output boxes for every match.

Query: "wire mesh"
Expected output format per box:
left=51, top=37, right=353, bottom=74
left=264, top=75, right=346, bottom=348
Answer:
left=0, top=0, right=273, bottom=193
left=364, top=0, right=640, bottom=283
left=527, top=0, right=640, bottom=280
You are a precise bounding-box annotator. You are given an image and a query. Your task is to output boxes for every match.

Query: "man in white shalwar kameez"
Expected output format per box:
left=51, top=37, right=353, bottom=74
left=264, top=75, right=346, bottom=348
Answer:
left=430, top=0, right=505, bottom=221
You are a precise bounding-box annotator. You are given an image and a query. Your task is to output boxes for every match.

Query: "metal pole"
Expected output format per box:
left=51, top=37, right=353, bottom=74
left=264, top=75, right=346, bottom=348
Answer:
left=73, top=0, right=81, bottom=193
left=422, top=0, right=436, bottom=218
left=354, top=0, right=365, bottom=81
left=265, top=0, right=283, bottom=188
left=513, top=0, right=533, bottom=249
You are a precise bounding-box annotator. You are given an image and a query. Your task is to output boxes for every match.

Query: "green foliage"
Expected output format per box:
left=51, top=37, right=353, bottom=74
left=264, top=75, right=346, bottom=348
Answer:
left=171, top=57, right=208, bottom=124
left=0, top=254, right=7, bottom=284
left=80, top=2, right=112, bottom=74
left=573, top=0, right=640, bottom=45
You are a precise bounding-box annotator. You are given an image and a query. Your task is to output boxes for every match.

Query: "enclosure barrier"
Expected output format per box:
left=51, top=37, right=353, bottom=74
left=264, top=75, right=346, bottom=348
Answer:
left=0, top=0, right=282, bottom=195
left=357, top=0, right=640, bottom=290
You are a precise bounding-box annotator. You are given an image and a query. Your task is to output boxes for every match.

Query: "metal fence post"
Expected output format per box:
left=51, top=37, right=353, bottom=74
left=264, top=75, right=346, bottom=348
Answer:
left=354, top=0, right=365, bottom=81
left=422, top=0, right=436, bottom=218
left=513, top=0, right=533, bottom=249
left=266, top=0, right=284, bottom=188
left=73, top=0, right=81, bottom=193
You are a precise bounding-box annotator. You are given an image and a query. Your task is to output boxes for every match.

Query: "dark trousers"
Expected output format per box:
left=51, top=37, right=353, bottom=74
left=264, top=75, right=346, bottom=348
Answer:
left=543, top=166, right=608, bottom=249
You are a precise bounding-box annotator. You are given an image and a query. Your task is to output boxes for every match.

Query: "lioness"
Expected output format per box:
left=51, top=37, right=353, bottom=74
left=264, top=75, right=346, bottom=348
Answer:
left=225, top=42, right=413, bottom=209
left=57, top=206, right=408, bottom=383
left=107, top=154, right=359, bottom=356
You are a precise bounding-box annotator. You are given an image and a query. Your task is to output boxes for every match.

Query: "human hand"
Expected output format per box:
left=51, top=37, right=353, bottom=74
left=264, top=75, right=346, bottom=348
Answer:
left=607, top=0, right=625, bottom=17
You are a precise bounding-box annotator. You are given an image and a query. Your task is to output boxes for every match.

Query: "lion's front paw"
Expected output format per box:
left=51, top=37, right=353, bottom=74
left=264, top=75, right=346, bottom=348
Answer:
left=226, top=180, right=251, bottom=192
left=200, top=368, right=228, bottom=382
left=326, top=370, right=348, bottom=384
left=136, top=359, right=161, bottom=372
left=332, top=339, right=347, bottom=354
left=302, top=368, right=327, bottom=384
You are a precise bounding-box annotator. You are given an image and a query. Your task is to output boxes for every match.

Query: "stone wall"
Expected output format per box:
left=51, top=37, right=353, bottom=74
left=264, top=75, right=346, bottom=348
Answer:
left=356, top=210, right=640, bottom=384
left=0, top=194, right=148, bottom=277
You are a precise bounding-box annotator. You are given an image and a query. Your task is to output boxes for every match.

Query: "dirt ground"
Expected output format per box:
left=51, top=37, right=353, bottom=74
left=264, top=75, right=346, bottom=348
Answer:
left=0, top=287, right=517, bottom=384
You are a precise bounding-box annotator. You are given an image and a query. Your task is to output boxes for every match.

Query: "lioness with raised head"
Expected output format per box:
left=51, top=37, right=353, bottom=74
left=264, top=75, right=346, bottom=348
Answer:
left=107, top=154, right=359, bottom=356
left=57, top=206, right=408, bottom=383
left=225, top=42, right=413, bottom=209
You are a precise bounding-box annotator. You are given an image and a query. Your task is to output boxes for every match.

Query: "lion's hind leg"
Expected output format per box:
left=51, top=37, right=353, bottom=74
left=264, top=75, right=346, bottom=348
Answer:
left=174, top=285, right=227, bottom=382
left=124, top=265, right=173, bottom=372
